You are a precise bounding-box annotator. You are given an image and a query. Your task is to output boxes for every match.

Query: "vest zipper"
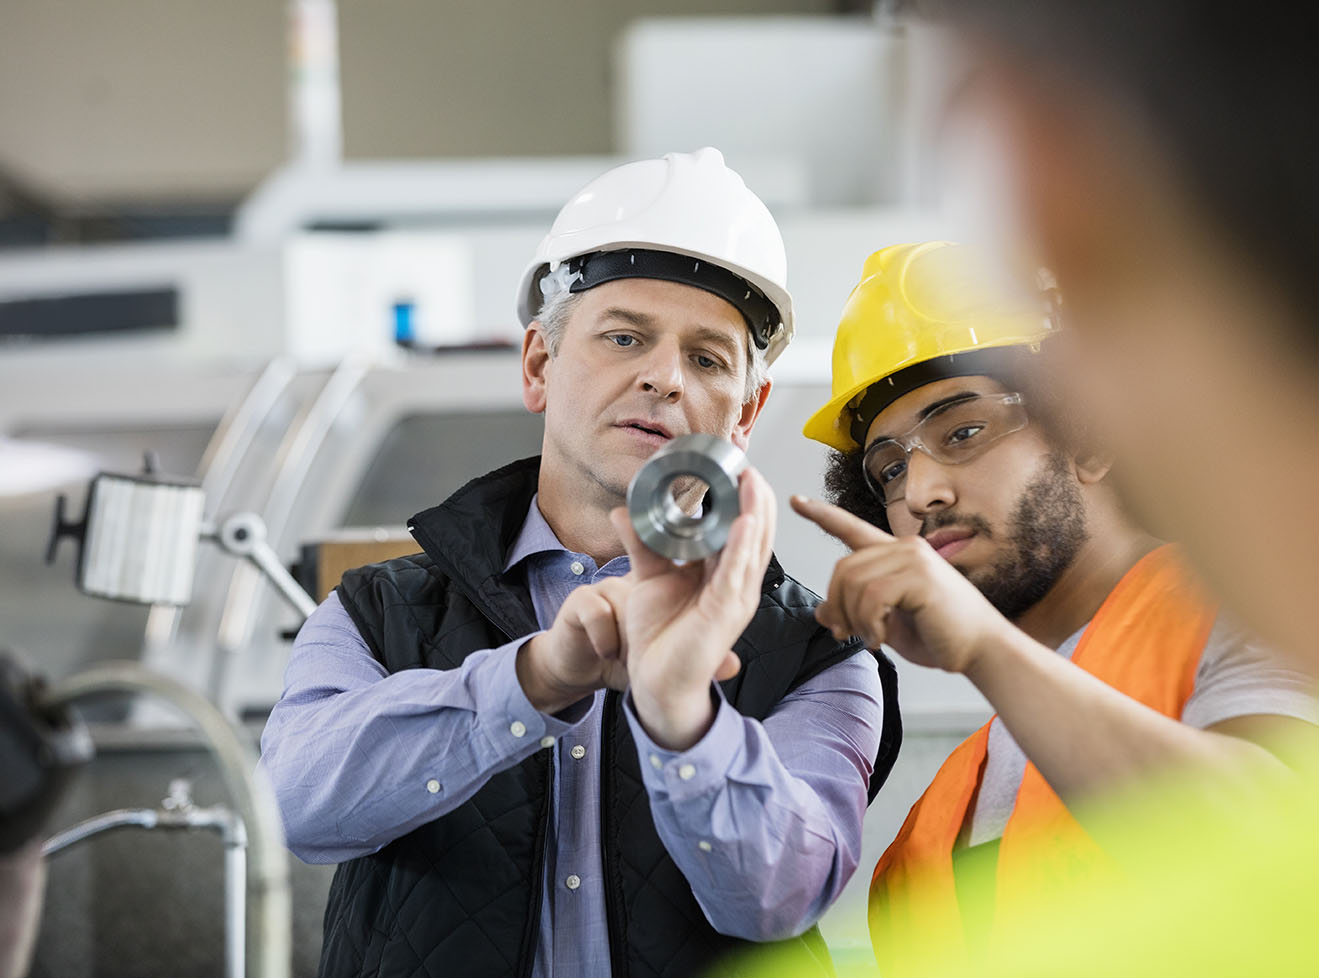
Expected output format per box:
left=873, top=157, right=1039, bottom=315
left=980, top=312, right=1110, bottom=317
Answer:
left=516, top=744, right=553, bottom=978
left=600, top=689, right=629, bottom=978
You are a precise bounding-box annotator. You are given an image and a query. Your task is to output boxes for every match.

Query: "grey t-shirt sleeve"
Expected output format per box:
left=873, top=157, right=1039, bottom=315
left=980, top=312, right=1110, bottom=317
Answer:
left=1180, top=613, right=1319, bottom=729
left=967, top=615, right=1317, bottom=846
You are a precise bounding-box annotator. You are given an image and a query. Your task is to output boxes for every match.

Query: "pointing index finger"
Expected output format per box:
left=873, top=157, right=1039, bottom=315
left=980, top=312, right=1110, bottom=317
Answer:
left=789, top=494, right=895, bottom=551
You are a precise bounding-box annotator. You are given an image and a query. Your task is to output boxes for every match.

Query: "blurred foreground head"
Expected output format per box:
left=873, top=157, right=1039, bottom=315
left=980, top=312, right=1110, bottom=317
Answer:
left=913, top=2, right=1319, bottom=664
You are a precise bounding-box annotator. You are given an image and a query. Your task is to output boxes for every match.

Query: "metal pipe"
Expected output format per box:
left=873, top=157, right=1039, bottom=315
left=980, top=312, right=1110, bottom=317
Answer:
left=287, top=0, right=343, bottom=168
left=224, top=816, right=248, bottom=978
left=42, top=803, right=249, bottom=978
left=41, top=663, right=290, bottom=978
left=42, top=808, right=159, bottom=855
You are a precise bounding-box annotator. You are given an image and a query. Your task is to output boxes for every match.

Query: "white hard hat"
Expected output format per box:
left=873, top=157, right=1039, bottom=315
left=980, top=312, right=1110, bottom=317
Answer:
left=516, top=147, right=795, bottom=365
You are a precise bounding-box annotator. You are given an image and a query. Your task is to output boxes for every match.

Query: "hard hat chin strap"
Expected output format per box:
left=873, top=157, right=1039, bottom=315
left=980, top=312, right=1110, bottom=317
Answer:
left=552, top=249, right=783, bottom=351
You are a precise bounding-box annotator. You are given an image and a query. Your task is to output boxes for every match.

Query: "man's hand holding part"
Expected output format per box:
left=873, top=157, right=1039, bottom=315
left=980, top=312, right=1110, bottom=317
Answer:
left=610, top=467, right=777, bottom=750
left=517, top=575, right=634, bottom=715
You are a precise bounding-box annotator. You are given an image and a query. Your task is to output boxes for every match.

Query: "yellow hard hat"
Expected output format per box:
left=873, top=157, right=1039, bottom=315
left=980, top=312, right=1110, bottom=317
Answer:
left=802, top=241, right=1058, bottom=452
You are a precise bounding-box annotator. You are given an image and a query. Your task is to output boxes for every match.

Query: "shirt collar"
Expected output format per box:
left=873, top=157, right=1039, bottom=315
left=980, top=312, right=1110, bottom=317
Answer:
left=503, top=494, right=571, bottom=572
left=503, top=493, right=636, bottom=580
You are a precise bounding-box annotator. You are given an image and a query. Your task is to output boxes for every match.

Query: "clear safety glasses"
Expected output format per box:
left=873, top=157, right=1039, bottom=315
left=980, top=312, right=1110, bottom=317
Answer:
left=862, top=392, right=1028, bottom=506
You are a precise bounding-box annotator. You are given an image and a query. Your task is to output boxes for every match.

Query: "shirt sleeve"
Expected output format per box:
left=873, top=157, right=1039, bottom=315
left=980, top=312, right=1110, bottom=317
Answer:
left=621, top=649, right=884, bottom=941
left=258, top=591, right=590, bottom=864
left=1181, top=613, right=1319, bottom=730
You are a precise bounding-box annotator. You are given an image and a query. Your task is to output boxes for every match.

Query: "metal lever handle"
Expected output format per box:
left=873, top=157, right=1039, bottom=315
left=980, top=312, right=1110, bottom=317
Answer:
left=203, top=513, right=318, bottom=620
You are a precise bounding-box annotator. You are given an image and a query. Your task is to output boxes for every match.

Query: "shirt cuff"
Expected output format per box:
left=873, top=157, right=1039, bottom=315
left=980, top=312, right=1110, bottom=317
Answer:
left=471, top=637, right=591, bottom=757
left=623, top=685, right=743, bottom=803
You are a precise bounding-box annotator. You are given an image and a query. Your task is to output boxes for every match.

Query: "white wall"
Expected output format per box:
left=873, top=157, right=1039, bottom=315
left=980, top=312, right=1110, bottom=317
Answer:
left=618, top=16, right=909, bottom=206
left=0, top=0, right=287, bottom=202
left=0, top=0, right=842, bottom=205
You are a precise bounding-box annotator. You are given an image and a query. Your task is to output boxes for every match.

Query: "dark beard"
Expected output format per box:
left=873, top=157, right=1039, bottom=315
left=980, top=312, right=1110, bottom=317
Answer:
left=824, top=446, right=1087, bottom=621
left=962, top=451, right=1088, bottom=620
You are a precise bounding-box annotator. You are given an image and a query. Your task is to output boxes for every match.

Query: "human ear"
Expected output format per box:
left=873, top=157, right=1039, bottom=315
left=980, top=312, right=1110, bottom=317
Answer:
left=730, top=378, right=772, bottom=452
left=1073, top=450, right=1115, bottom=486
left=521, top=324, right=550, bottom=414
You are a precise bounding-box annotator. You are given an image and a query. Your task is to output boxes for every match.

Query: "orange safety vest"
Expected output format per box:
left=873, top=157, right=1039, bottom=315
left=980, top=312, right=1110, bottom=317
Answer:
left=869, top=544, right=1217, bottom=975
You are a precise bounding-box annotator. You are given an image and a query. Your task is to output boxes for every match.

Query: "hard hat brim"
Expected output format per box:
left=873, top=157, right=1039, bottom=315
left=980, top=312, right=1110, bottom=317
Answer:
left=518, top=244, right=796, bottom=366
left=803, top=344, right=1042, bottom=453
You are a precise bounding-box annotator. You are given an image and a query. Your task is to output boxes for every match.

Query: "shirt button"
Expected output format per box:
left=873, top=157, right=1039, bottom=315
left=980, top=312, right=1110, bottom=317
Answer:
left=540, top=735, right=555, bottom=748
left=698, top=840, right=712, bottom=852
left=678, top=763, right=696, bottom=781
left=649, top=754, right=663, bottom=770
left=426, top=779, right=441, bottom=794
left=510, top=720, right=527, bottom=738
left=569, top=560, right=585, bottom=576
left=570, top=745, right=586, bottom=760
left=565, top=874, right=581, bottom=891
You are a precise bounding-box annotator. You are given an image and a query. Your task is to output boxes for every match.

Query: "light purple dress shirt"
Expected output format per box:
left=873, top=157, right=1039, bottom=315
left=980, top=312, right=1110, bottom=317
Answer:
left=259, top=498, right=884, bottom=977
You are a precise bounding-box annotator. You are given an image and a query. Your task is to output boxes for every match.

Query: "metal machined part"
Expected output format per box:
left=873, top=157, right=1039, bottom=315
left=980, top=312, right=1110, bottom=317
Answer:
left=627, top=434, right=746, bottom=561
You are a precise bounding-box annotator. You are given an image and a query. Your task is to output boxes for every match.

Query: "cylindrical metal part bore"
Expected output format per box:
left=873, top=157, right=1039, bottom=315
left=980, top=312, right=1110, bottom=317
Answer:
left=627, top=434, right=747, bottom=561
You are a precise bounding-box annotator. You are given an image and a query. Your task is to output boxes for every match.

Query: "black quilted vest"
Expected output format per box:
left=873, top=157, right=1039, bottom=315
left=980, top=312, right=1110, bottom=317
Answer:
left=320, top=457, right=902, bottom=978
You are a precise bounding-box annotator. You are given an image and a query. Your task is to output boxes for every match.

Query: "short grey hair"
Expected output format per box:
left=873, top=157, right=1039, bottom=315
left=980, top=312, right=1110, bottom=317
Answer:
left=535, top=288, right=768, bottom=404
